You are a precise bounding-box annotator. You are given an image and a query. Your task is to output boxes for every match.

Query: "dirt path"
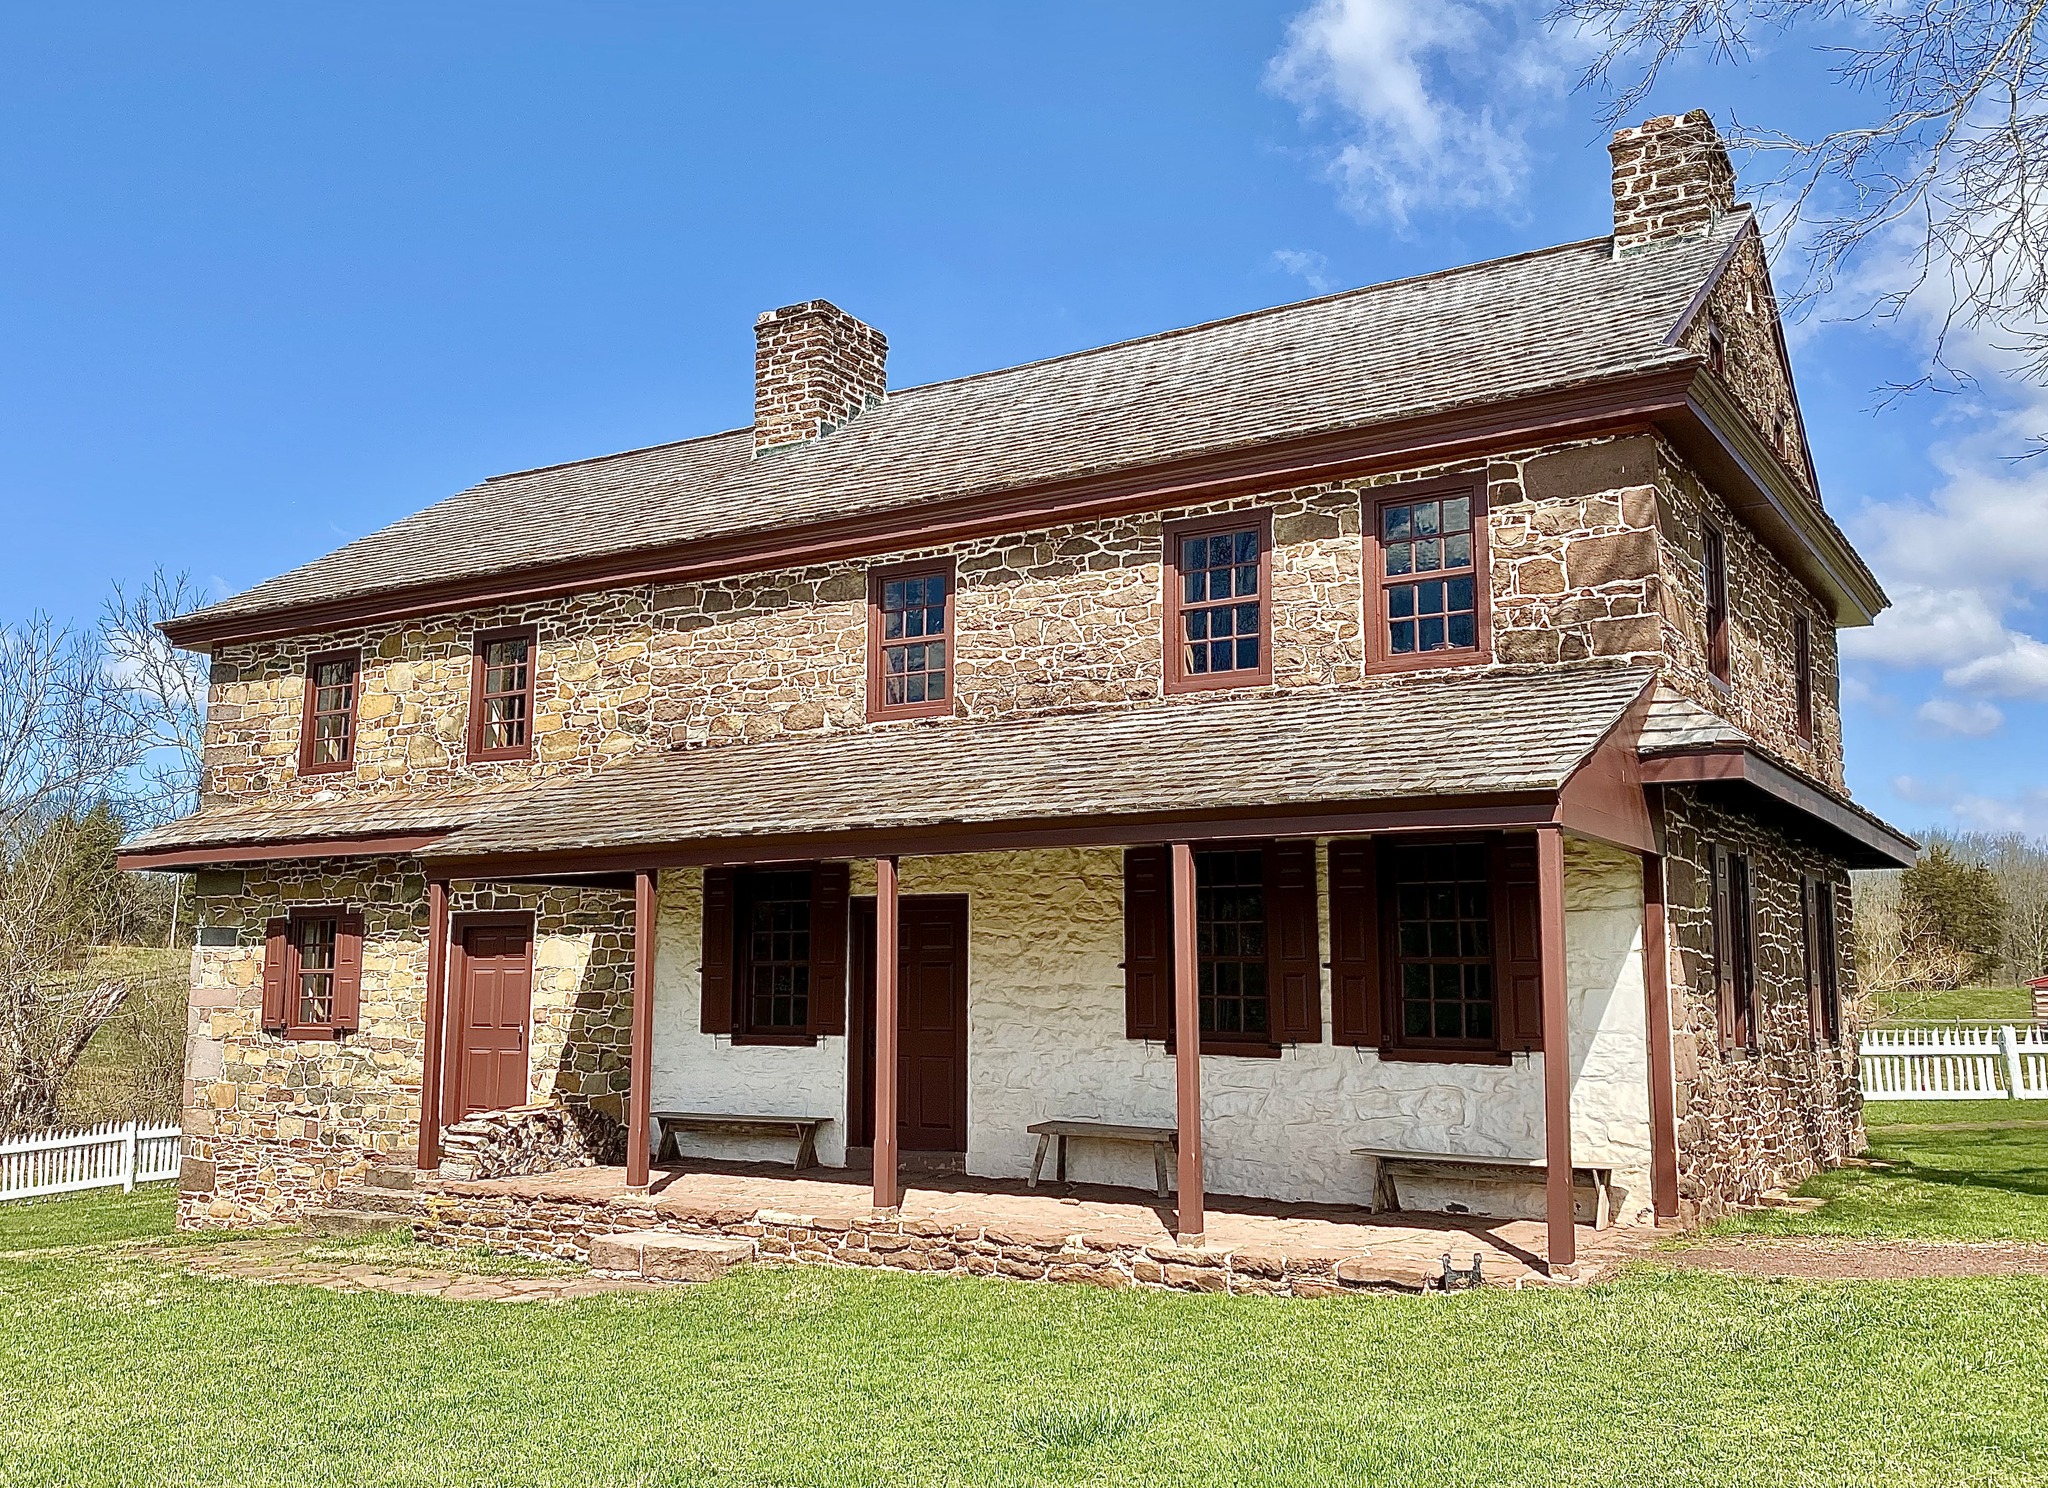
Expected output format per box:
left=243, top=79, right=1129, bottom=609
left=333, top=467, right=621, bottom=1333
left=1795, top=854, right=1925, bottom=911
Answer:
left=1659, top=1237, right=2048, bottom=1281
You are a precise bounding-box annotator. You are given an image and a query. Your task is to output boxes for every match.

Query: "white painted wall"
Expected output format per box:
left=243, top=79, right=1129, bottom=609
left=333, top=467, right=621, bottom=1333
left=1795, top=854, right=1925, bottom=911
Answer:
left=647, top=835, right=1655, bottom=1222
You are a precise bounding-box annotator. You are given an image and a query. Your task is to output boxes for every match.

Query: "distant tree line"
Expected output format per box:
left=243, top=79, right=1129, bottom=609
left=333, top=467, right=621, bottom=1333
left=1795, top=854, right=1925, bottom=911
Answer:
left=0, top=571, right=204, bottom=1136
left=1855, top=832, right=2048, bottom=1015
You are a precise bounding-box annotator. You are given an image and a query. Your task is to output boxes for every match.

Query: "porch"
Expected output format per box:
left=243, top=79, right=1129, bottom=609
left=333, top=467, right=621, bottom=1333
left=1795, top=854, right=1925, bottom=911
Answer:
left=400, top=1156, right=1651, bottom=1293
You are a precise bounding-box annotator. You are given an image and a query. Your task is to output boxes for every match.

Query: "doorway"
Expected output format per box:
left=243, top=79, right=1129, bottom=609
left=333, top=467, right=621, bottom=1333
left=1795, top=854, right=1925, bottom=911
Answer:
left=450, top=915, right=534, bottom=1119
left=848, top=895, right=969, bottom=1152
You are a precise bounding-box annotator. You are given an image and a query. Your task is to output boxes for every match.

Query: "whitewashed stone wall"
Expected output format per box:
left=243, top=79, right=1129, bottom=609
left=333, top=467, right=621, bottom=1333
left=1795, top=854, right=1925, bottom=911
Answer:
left=647, top=836, right=1654, bottom=1223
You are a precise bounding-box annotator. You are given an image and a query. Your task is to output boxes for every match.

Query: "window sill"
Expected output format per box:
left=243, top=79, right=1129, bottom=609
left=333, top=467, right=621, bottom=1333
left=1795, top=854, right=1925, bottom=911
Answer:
left=274, top=1026, right=344, bottom=1042
left=1377, top=1045, right=1514, bottom=1066
left=297, top=760, right=355, bottom=777
left=467, top=747, right=535, bottom=765
left=864, top=698, right=954, bottom=724
left=1164, top=1039, right=1286, bottom=1058
left=1363, top=647, right=1489, bottom=677
left=729, top=1032, right=821, bottom=1047
left=1162, top=670, right=1274, bottom=697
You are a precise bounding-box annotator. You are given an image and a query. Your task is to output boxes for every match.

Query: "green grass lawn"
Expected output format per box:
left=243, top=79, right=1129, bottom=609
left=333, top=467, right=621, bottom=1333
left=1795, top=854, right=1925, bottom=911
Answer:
left=0, top=1183, right=177, bottom=1251
left=1707, top=1100, right=2048, bottom=1242
left=3, top=1111, right=2046, bottom=1487
left=1867, top=983, right=2036, bottom=1024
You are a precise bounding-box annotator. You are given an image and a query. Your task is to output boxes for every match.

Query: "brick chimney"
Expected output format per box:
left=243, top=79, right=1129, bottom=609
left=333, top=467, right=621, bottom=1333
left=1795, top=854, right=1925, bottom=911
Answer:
left=752, top=300, right=887, bottom=454
left=1609, top=110, right=1737, bottom=257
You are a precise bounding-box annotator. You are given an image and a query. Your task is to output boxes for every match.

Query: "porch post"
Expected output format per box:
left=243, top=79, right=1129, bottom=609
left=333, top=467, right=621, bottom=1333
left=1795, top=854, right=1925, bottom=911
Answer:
left=1537, top=825, right=1575, bottom=1272
left=872, top=856, right=902, bottom=1214
left=1641, top=853, right=1681, bottom=1222
left=626, top=869, right=657, bottom=1192
left=1171, top=841, right=1205, bottom=1244
left=416, top=878, right=449, bottom=1172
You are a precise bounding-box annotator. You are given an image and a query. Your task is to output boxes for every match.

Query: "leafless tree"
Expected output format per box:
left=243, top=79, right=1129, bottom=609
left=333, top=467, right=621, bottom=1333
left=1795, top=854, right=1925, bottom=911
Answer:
left=1851, top=869, right=1975, bottom=1019
left=1554, top=1, right=2048, bottom=405
left=0, top=616, right=147, bottom=1136
left=102, top=567, right=207, bottom=824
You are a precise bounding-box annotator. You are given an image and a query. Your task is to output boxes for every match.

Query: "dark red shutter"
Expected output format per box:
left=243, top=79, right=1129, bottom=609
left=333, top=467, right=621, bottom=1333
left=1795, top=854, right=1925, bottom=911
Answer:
left=1498, top=837, right=1544, bottom=1051
left=1328, top=840, right=1380, bottom=1047
left=1267, top=841, right=1321, bottom=1043
left=331, top=911, right=364, bottom=1034
left=701, top=867, right=735, bottom=1034
left=1801, top=875, right=1820, bottom=1042
left=261, top=917, right=289, bottom=1034
left=1711, top=846, right=1735, bottom=1052
left=808, top=862, right=849, bottom=1036
left=1124, top=846, right=1172, bottom=1041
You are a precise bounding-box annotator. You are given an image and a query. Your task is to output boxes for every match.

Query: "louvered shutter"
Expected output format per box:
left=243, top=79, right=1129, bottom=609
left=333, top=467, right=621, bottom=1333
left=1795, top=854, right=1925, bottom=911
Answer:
left=331, top=910, right=364, bottom=1034
left=1498, top=837, right=1544, bottom=1051
left=701, top=867, right=735, bottom=1034
left=1328, top=840, right=1380, bottom=1047
left=261, top=918, right=289, bottom=1035
left=1712, top=846, right=1735, bottom=1052
left=808, top=862, right=849, bottom=1036
left=1267, top=841, right=1322, bottom=1043
left=1123, top=846, right=1173, bottom=1040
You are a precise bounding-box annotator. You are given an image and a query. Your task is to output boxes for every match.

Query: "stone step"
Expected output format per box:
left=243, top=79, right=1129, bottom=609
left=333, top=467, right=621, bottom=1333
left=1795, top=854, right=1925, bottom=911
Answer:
left=588, top=1230, right=754, bottom=1282
left=331, top=1186, right=424, bottom=1216
left=301, top=1207, right=414, bottom=1239
left=358, top=1166, right=417, bottom=1192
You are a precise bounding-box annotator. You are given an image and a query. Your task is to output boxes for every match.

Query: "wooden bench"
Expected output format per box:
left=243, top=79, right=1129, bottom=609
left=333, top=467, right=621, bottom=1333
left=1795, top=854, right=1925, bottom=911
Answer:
left=1352, top=1147, right=1614, bottom=1229
left=653, top=1112, right=831, bottom=1171
left=1028, top=1120, right=1177, bottom=1198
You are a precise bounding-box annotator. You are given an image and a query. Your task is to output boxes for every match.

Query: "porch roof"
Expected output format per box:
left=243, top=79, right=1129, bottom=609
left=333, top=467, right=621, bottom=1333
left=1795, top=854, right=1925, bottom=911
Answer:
left=423, top=664, right=1656, bottom=870
left=116, top=783, right=520, bottom=869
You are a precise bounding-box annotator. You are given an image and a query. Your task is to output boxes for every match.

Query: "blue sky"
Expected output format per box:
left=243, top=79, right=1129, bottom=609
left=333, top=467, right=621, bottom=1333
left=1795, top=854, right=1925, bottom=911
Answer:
left=3, top=2, right=2041, bottom=838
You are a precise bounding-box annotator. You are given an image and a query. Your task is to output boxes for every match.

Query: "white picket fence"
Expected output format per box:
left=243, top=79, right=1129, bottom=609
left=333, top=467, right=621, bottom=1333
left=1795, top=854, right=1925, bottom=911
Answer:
left=0, top=1121, right=182, bottom=1202
left=1859, top=1025, right=2048, bottom=1101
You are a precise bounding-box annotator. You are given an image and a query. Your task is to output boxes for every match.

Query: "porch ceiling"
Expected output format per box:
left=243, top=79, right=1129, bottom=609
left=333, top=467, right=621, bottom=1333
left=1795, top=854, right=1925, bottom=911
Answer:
left=424, top=664, right=1656, bottom=869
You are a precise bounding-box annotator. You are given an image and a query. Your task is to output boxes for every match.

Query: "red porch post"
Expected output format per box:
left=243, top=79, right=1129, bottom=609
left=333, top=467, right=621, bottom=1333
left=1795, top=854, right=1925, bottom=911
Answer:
left=416, top=878, right=450, bottom=1171
left=626, top=869, right=657, bottom=1192
left=1537, top=825, right=1574, bottom=1272
left=1641, top=853, right=1681, bottom=1222
left=872, top=856, right=902, bottom=1214
left=1171, top=841, right=1205, bottom=1244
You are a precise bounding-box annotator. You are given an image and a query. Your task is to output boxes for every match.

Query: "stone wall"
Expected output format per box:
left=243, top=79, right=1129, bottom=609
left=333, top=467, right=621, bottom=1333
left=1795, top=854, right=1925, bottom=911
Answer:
left=1676, top=229, right=1814, bottom=494
left=1650, top=440, right=1844, bottom=787
left=1658, top=786, right=1863, bottom=1219
left=651, top=837, right=1655, bottom=1223
left=178, top=861, right=634, bottom=1226
left=1610, top=110, right=1736, bottom=256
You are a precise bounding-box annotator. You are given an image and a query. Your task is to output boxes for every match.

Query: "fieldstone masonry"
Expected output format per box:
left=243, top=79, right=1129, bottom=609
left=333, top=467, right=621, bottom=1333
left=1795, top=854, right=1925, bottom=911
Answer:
left=752, top=299, right=888, bottom=452
left=1610, top=110, right=1737, bottom=256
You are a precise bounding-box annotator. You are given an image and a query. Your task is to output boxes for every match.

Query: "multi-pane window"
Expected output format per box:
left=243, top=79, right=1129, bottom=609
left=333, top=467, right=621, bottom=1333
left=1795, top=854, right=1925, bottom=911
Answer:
left=1374, top=492, right=1480, bottom=661
left=1794, top=613, right=1814, bottom=740
left=877, top=571, right=950, bottom=710
left=740, top=870, right=812, bottom=1035
left=1386, top=840, right=1496, bottom=1046
left=293, top=916, right=338, bottom=1026
left=1167, top=520, right=1269, bottom=689
left=301, top=652, right=359, bottom=773
left=1195, top=848, right=1267, bottom=1040
left=468, top=629, right=536, bottom=760
left=1704, top=525, right=1730, bottom=682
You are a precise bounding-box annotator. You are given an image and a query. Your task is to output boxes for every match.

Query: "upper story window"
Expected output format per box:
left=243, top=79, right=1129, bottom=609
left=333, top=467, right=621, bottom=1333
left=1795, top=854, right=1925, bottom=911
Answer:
left=1703, top=523, right=1730, bottom=684
left=1794, top=613, right=1815, bottom=740
left=1164, top=512, right=1272, bottom=693
left=261, top=906, right=364, bottom=1041
left=1196, top=848, right=1268, bottom=1046
left=1364, top=482, right=1488, bottom=672
left=298, top=650, right=360, bottom=776
left=468, top=627, right=538, bottom=762
left=867, top=560, right=955, bottom=721
left=1384, top=839, right=1496, bottom=1051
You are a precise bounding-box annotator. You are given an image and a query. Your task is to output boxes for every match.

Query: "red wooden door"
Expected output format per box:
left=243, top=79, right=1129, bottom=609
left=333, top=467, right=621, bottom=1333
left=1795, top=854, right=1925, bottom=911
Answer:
left=851, top=897, right=968, bottom=1153
left=455, top=921, right=533, bottom=1118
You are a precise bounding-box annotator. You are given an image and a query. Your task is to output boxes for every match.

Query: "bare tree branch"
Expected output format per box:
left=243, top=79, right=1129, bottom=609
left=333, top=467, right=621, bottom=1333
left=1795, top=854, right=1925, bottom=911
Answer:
left=101, top=568, right=208, bottom=825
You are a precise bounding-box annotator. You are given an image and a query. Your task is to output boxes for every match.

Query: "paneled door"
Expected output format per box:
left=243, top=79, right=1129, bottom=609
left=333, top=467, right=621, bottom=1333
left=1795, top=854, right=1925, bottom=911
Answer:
left=454, top=918, right=534, bottom=1118
left=851, top=896, right=969, bottom=1152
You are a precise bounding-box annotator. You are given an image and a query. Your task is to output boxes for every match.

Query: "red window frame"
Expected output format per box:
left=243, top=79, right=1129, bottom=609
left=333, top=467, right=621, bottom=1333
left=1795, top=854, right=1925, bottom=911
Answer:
left=1193, top=846, right=1273, bottom=1051
left=297, top=649, right=361, bottom=777
left=1794, top=612, right=1814, bottom=741
left=467, top=625, right=539, bottom=762
left=1162, top=510, right=1274, bottom=695
left=1362, top=478, right=1491, bottom=674
left=1703, top=523, right=1731, bottom=685
left=736, top=866, right=817, bottom=1043
left=866, top=559, right=956, bottom=722
left=265, top=906, right=362, bottom=1042
left=1378, top=836, right=1510, bottom=1063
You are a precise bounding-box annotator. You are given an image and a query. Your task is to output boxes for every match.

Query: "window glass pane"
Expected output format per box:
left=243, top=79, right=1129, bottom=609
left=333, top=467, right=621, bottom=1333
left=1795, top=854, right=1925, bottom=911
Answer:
left=1385, top=543, right=1412, bottom=577
left=1443, top=496, right=1470, bottom=533
left=1384, top=505, right=1411, bottom=541
left=1389, top=620, right=1415, bottom=653
left=1445, top=532, right=1472, bottom=568
left=1195, top=850, right=1268, bottom=1040
left=742, top=871, right=813, bottom=1032
left=1413, top=538, right=1441, bottom=573
left=1387, top=842, right=1496, bottom=1045
left=1177, top=528, right=1263, bottom=677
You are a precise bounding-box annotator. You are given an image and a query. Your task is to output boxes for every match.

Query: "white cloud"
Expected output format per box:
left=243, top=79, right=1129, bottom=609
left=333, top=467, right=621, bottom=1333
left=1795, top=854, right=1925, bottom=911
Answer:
left=1265, top=0, right=1573, bottom=226
left=1271, top=248, right=1337, bottom=293
left=1915, top=696, right=2005, bottom=736
left=1843, top=584, right=2012, bottom=671
left=1944, top=635, right=2048, bottom=699
left=1893, top=775, right=2048, bottom=837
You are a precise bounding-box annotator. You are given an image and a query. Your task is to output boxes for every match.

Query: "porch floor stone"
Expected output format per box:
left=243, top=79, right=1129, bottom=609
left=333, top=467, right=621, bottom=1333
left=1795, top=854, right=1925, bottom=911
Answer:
left=422, top=1159, right=1654, bottom=1289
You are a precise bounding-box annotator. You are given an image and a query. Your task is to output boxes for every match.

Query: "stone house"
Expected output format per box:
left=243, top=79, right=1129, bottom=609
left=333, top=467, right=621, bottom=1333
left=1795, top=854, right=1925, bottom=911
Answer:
left=123, top=110, right=1913, bottom=1277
